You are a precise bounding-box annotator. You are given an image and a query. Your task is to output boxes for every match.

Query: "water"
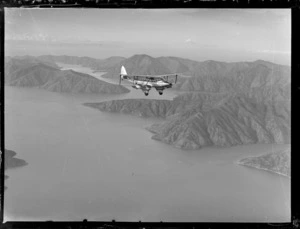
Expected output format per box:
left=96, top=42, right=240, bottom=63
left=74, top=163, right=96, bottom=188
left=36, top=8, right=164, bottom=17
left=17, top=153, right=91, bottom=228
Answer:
left=4, top=65, right=290, bottom=222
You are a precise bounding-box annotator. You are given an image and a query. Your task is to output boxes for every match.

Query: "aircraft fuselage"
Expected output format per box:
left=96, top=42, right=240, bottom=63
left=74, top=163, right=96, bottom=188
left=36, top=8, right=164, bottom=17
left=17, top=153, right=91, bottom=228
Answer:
left=120, top=67, right=176, bottom=96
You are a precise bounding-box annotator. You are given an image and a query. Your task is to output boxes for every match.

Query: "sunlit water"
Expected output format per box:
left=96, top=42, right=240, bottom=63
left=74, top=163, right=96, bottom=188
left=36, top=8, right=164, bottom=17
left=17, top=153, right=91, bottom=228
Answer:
left=4, top=64, right=290, bottom=222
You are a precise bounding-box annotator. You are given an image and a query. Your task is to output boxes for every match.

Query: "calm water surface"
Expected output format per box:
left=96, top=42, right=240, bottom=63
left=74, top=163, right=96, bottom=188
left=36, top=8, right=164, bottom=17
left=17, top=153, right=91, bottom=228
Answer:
left=4, top=64, right=290, bottom=222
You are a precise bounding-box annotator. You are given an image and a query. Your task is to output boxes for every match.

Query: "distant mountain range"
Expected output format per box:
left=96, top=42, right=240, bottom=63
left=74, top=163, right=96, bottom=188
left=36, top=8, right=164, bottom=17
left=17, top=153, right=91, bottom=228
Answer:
left=5, top=57, right=129, bottom=94
left=238, top=147, right=291, bottom=177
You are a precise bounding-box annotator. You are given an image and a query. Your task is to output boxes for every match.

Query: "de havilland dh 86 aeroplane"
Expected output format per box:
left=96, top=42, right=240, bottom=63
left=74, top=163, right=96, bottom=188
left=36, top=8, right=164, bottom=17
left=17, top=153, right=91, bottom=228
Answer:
left=119, top=66, right=178, bottom=96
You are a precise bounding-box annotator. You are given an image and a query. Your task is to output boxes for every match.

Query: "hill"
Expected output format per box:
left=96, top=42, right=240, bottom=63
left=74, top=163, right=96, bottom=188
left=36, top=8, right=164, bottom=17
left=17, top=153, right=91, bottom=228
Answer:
left=84, top=92, right=226, bottom=119
left=6, top=62, right=60, bottom=86
left=86, top=90, right=290, bottom=150
left=147, top=94, right=290, bottom=149
left=40, top=69, right=129, bottom=94
left=5, top=58, right=130, bottom=94
left=238, top=147, right=291, bottom=177
left=101, top=54, right=173, bottom=79
left=173, top=60, right=290, bottom=95
left=5, top=56, right=60, bottom=80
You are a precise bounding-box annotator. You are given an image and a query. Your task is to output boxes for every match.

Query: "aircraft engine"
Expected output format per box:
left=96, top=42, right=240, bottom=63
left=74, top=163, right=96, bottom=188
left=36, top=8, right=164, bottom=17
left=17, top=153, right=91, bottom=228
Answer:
left=132, top=85, right=141, bottom=89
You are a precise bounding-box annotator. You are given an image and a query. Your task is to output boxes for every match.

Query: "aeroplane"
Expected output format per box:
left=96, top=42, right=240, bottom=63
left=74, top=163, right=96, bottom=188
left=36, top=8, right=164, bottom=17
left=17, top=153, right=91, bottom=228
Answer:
left=119, top=66, right=178, bottom=96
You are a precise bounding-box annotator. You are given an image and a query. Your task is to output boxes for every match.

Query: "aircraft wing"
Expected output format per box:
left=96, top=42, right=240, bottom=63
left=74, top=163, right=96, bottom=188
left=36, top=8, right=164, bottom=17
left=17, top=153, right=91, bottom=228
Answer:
left=126, top=73, right=178, bottom=78
left=125, top=74, right=178, bottom=83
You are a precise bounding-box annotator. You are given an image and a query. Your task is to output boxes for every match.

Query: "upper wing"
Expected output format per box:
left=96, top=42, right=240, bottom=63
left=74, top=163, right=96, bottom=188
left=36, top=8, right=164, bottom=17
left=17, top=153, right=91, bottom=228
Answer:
left=126, top=74, right=177, bottom=78
left=125, top=74, right=178, bottom=83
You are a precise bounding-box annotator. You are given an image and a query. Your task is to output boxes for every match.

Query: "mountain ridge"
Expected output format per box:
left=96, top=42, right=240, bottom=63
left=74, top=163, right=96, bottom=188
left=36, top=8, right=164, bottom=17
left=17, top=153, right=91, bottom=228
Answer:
left=147, top=94, right=290, bottom=149
left=86, top=91, right=290, bottom=150
left=5, top=57, right=130, bottom=94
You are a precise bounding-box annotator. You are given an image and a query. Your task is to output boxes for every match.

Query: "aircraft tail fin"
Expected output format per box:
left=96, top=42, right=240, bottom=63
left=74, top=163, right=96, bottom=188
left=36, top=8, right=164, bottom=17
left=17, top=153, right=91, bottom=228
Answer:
left=120, top=66, right=127, bottom=76
left=119, top=66, right=127, bottom=85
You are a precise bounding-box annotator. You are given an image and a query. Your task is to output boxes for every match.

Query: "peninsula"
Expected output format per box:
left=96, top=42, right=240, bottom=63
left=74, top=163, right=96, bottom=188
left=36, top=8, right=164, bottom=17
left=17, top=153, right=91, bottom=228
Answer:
left=237, top=148, right=291, bottom=178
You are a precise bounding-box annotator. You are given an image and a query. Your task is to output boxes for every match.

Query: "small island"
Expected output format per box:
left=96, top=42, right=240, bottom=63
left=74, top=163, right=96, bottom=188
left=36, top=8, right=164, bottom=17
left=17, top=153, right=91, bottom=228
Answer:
left=4, top=149, right=28, bottom=169
left=1, top=149, right=28, bottom=191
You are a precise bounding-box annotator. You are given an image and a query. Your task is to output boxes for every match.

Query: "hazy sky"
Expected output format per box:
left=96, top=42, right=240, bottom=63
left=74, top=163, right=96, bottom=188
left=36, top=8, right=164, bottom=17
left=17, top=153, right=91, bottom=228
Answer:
left=5, top=8, right=291, bottom=65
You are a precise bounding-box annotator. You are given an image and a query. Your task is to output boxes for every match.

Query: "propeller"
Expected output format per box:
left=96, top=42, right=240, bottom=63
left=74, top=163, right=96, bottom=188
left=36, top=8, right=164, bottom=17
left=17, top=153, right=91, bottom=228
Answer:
left=165, top=74, right=178, bottom=84
left=119, top=74, right=122, bottom=85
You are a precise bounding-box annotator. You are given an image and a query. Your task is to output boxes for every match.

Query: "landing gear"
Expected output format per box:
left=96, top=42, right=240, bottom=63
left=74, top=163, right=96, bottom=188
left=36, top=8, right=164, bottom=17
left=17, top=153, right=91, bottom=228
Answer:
left=156, top=87, right=164, bottom=95
left=144, top=91, right=149, bottom=96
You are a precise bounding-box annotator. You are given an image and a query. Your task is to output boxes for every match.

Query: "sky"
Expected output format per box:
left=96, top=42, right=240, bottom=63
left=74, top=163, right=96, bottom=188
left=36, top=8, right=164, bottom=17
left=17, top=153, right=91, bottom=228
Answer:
left=5, top=8, right=291, bottom=65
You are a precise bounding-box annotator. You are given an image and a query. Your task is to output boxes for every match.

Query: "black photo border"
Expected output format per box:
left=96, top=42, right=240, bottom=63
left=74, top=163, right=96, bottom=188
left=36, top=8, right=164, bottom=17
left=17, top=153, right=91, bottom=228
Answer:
left=0, top=1, right=299, bottom=228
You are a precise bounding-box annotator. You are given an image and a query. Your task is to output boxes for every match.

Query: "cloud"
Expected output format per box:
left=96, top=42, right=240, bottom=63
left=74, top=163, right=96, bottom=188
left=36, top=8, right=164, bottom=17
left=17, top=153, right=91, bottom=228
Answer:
left=184, top=38, right=196, bottom=45
left=5, top=33, right=51, bottom=41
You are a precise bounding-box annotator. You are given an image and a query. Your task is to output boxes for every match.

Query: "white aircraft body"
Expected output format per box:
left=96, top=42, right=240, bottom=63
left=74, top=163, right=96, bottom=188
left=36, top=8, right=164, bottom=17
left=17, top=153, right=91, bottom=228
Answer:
left=119, top=66, right=178, bottom=96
